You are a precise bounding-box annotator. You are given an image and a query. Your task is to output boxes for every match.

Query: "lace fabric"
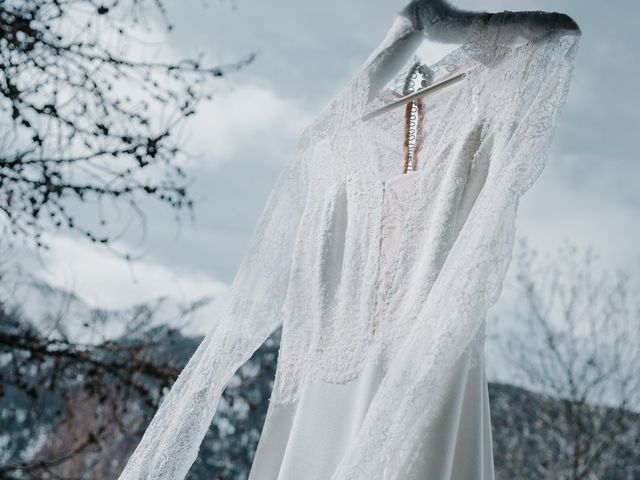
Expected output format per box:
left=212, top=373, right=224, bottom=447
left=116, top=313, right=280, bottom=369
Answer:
left=118, top=11, right=581, bottom=480
left=371, top=171, right=419, bottom=338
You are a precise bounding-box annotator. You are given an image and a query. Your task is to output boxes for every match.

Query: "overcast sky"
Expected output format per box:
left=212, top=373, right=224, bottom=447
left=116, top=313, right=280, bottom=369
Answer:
left=18, top=0, right=639, bottom=367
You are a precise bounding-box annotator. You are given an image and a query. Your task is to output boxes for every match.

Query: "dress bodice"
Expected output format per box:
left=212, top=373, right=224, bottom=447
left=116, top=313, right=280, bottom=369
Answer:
left=372, top=170, right=420, bottom=337
left=248, top=166, right=495, bottom=480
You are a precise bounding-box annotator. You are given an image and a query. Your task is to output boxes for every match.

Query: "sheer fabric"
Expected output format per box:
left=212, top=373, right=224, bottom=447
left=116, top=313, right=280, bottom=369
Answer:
left=247, top=171, right=495, bottom=479
left=118, top=10, right=580, bottom=480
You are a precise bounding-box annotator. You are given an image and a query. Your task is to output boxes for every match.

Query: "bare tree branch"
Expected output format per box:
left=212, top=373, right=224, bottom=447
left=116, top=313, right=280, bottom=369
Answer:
left=496, top=239, right=640, bottom=479
left=0, top=0, right=254, bottom=252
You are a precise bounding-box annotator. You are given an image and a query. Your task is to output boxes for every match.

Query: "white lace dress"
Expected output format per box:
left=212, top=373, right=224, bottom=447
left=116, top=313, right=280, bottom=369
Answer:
left=116, top=13, right=579, bottom=479
left=248, top=170, right=495, bottom=480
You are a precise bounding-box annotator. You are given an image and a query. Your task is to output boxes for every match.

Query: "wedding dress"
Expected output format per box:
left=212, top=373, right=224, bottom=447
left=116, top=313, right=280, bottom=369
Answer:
left=118, top=10, right=580, bottom=480
left=248, top=171, right=495, bottom=479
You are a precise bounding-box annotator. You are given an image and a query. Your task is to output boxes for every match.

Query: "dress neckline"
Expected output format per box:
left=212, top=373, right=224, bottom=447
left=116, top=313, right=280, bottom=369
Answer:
left=363, top=16, right=492, bottom=187
left=383, top=168, right=420, bottom=187
left=363, top=14, right=491, bottom=110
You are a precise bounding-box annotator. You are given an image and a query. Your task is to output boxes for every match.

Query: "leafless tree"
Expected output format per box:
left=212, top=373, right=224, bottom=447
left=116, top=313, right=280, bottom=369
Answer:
left=0, top=0, right=253, bottom=253
left=0, top=1, right=255, bottom=477
left=496, top=240, right=640, bottom=479
left=0, top=285, right=210, bottom=479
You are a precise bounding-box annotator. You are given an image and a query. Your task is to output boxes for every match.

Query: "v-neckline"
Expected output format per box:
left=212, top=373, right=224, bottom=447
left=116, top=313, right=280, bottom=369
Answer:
left=383, top=169, right=420, bottom=187
left=360, top=17, right=492, bottom=187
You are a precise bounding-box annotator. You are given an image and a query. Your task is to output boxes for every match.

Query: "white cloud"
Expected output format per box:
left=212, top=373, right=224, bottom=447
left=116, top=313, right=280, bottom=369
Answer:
left=181, top=83, right=312, bottom=167
left=32, top=234, right=228, bottom=312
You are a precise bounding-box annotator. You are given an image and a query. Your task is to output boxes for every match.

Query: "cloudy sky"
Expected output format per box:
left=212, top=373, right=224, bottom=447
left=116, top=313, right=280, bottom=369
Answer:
left=17, top=0, right=639, bottom=367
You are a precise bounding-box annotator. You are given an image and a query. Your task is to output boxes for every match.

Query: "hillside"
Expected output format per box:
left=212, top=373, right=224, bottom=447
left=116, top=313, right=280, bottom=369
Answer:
left=2, top=322, right=638, bottom=479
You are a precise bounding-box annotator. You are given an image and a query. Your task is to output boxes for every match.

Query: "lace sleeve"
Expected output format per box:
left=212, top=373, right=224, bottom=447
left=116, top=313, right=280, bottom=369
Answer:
left=481, top=29, right=581, bottom=198
left=117, top=134, right=309, bottom=479
left=328, top=29, right=580, bottom=480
